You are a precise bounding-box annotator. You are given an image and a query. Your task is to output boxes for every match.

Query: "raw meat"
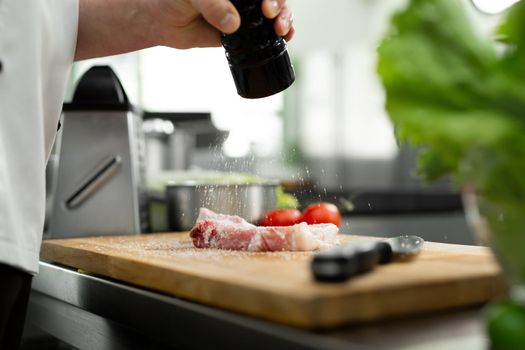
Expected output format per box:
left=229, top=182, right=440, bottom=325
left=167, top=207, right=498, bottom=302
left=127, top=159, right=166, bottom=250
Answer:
left=190, top=208, right=340, bottom=252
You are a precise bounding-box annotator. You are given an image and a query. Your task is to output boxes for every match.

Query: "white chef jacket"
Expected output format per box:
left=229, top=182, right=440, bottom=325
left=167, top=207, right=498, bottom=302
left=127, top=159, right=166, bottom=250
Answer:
left=0, top=0, right=78, bottom=274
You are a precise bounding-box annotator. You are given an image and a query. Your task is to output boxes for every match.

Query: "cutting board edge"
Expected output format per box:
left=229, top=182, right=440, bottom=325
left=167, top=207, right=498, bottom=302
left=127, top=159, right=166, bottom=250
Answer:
left=40, top=241, right=325, bottom=327
left=40, top=234, right=508, bottom=329
left=306, top=272, right=507, bottom=328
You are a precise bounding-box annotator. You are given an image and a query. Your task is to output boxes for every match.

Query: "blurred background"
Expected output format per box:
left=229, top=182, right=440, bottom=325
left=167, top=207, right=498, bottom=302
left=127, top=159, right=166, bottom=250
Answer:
left=55, top=0, right=516, bottom=244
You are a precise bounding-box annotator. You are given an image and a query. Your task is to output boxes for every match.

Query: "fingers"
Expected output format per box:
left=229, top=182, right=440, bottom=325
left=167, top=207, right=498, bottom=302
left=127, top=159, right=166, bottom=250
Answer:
left=191, top=0, right=294, bottom=39
left=273, top=4, right=294, bottom=38
left=188, top=19, right=223, bottom=48
left=262, top=0, right=294, bottom=40
left=284, top=25, right=295, bottom=42
left=262, top=0, right=285, bottom=19
left=190, top=0, right=241, bottom=33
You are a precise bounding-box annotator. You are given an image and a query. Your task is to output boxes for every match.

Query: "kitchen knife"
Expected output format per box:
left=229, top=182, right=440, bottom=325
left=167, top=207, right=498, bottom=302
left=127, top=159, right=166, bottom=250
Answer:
left=311, top=235, right=424, bottom=282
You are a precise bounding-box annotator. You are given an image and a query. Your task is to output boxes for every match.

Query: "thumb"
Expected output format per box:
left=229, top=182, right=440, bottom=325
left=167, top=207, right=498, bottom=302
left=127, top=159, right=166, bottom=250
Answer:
left=190, top=0, right=241, bottom=34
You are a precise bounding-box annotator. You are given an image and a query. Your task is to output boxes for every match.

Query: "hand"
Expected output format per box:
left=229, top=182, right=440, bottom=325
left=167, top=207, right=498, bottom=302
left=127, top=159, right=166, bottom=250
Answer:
left=76, top=0, right=293, bottom=60
left=153, top=0, right=295, bottom=49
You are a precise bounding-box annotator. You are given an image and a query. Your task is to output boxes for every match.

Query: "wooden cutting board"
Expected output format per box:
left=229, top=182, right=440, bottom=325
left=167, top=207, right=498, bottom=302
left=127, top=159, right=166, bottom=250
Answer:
left=40, top=233, right=506, bottom=329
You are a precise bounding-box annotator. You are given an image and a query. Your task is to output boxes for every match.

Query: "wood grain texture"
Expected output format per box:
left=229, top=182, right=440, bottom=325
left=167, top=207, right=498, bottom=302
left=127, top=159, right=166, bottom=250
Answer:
left=40, top=233, right=506, bottom=329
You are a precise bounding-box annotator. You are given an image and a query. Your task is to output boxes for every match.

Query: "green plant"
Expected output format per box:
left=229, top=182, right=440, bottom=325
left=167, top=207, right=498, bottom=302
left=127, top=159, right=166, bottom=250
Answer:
left=377, top=0, right=525, bottom=206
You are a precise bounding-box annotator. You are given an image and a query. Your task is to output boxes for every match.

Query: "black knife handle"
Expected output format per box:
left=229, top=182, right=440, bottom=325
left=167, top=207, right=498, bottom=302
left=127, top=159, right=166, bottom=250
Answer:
left=376, top=241, right=393, bottom=264
left=311, top=241, right=393, bottom=283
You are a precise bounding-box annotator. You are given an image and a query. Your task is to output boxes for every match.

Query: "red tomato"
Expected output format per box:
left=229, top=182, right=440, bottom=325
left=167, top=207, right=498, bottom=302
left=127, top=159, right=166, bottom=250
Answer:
left=260, top=209, right=302, bottom=226
left=300, top=202, right=341, bottom=227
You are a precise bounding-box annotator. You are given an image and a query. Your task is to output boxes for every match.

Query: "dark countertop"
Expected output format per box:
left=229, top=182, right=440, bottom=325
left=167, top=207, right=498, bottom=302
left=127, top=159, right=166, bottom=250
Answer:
left=26, top=262, right=490, bottom=350
left=294, top=189, right=463, bottom=216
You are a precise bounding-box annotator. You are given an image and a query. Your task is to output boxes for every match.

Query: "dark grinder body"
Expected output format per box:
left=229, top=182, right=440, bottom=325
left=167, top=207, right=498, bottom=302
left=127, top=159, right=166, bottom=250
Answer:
left=221, top=0, right=295, bottom=99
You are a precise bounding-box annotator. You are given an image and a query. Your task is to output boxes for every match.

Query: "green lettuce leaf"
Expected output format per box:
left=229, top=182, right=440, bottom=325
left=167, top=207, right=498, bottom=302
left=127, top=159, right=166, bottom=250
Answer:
left=377, top=0, right=525, bottom=204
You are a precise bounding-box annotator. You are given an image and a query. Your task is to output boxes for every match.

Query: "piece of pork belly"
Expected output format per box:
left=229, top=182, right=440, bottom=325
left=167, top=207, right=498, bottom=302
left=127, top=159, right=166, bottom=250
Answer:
left=190, top=208, right=339, bottom=252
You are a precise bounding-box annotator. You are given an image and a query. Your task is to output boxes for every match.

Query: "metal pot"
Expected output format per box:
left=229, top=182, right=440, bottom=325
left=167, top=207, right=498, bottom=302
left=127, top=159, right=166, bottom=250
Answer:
left=166, top=182, right=278, bottom=231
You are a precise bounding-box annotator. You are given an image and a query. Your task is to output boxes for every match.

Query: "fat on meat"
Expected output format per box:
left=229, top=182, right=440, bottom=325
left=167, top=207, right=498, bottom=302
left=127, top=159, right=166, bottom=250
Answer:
left=189, top=208, right=340, bottom=252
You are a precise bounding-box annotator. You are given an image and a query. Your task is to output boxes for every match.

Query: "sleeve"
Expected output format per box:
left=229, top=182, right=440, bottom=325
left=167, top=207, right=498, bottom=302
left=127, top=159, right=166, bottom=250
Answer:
left=41, top=0, right=80, bottom=148
left=0, top=0, right=79, bottom=275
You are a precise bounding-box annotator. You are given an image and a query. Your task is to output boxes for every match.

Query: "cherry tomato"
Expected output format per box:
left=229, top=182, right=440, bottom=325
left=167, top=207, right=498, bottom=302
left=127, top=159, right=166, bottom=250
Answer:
left=260, top=209, right=302, bottom=226
left=300, top=202, right=341, bottom=227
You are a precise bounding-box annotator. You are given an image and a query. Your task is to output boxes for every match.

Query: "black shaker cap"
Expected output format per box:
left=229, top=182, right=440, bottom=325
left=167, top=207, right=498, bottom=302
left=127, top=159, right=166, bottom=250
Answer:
left=229, top=50, right=295, bottom=99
